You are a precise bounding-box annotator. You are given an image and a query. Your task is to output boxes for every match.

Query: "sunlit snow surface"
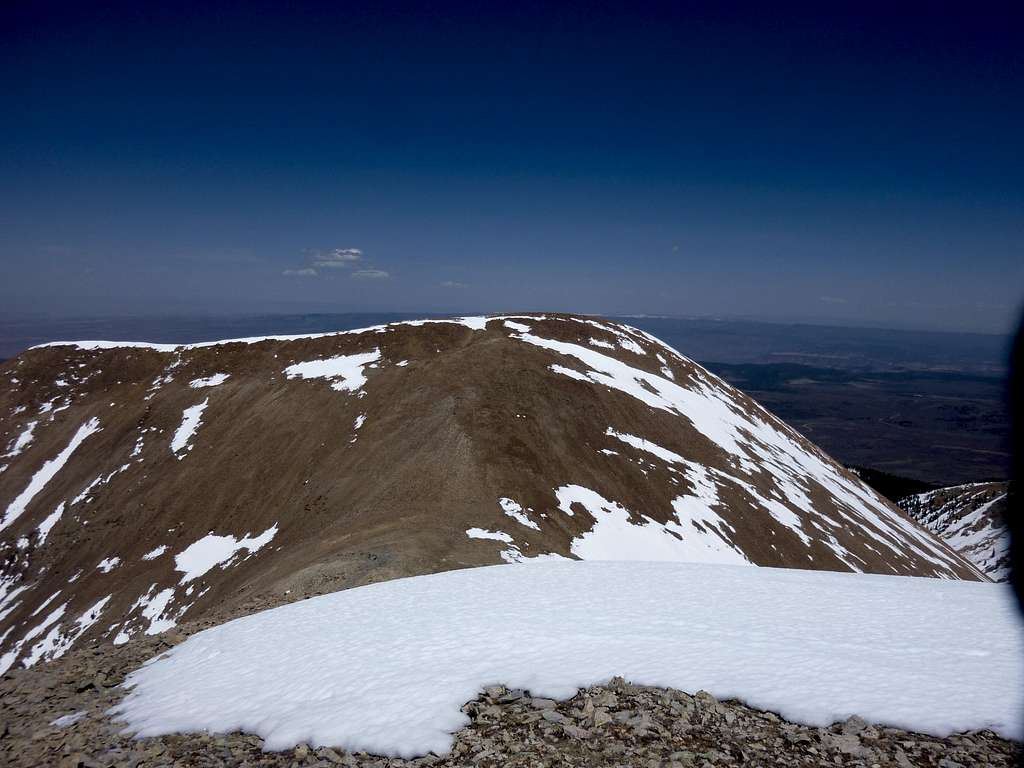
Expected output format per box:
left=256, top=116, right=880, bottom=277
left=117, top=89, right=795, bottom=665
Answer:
left=189, top=373, right=230, bottom=388
left=35, top=502, right=65, bottom=544
left=2, top=419, right=38, bottom=460
left=174, top=525, right=279, bottom=584
left=498, top=497, right=540, bottom=530
left=142, top=545, right=168, bottom=561
left=1, top=417, right=101, bottom=532
left=283, top=350, right=381, bottom=392
left=555, top=485, right=748, bottom=564
left=114, top=561, right=1023, bottom=757
left=170, top=400, right=207, bottom=456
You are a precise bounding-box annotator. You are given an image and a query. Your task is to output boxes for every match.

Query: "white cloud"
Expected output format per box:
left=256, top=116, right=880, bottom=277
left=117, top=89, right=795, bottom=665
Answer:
left=283, top=247, right=389, bottom=280
left=351, top=269, right=389, bottom=280
left=440, top=280, right=467, bottom=289
left=818, top=296, right=848, bottom=305
left=312, top=248, right=363, bottom=268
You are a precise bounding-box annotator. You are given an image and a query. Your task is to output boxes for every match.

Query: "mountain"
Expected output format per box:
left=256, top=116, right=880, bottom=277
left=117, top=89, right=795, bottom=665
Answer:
left=899, top=482, right=1011, bottom=582
left=0, top=314, right=983, bottom=673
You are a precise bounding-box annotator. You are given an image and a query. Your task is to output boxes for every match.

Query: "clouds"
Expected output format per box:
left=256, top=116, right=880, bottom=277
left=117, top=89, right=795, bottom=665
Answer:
left=440, top=280, right=467, bottom=289
left=311, top=248, right=363, bottom=268
left=282, top=247, right=389, bottom=279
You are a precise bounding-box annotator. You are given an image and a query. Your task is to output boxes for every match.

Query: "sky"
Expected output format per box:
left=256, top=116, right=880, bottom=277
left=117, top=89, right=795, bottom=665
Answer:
left=1, top=1, right=1022, bottom=334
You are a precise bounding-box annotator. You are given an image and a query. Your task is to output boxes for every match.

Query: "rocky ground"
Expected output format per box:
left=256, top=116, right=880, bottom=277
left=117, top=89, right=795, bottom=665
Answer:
left=1, top=622, right=1017, bottom=768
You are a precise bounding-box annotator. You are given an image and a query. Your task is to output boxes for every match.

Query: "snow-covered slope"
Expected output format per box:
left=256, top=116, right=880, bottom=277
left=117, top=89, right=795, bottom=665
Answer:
left=899, top=482, right=1010, bottom=581
left=113, top=561, right=1024, bottom=756
left=0, top=315, right=984, bottom=673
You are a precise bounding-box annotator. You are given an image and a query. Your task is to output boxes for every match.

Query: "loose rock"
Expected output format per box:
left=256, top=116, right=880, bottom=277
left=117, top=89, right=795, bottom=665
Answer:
left=0, top=632, right=1017, bottom=768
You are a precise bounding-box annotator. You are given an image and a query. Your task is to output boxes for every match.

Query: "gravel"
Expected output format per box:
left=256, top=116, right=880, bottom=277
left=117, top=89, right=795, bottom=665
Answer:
left=1, top=624, right=1018, bottom=768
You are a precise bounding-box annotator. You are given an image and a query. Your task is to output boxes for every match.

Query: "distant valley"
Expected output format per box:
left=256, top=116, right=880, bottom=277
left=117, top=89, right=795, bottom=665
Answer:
left=703, top=363, right=1009, bottom=485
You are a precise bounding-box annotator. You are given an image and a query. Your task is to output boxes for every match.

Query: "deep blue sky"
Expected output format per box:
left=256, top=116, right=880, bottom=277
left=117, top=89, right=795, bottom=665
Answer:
left=1, top=2, right=1021, bottom=333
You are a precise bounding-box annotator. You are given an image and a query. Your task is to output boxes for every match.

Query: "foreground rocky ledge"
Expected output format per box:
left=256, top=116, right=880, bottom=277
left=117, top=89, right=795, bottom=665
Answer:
left=1, top=630, right=1017, bottom=768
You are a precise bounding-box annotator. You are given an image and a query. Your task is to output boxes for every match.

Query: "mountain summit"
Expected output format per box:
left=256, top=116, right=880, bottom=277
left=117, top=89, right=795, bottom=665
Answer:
left=0, top=314, right=983, bottom=672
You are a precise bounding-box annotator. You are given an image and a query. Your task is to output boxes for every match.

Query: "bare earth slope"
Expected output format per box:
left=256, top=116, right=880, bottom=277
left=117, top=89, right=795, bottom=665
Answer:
left=899, top=481, right=1010, bottom=581
left=0, top=314, right=982, bottom=672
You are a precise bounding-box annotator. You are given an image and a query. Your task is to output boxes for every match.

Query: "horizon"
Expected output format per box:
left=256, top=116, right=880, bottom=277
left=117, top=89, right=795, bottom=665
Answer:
left=2, top=2, right=1022, bottom=335
left=2, top=307, right=1018, bottom=338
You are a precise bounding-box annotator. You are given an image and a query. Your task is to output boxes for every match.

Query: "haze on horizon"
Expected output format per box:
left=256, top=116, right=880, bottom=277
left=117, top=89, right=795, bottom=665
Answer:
left=1, top=2, right=1021, bottom=335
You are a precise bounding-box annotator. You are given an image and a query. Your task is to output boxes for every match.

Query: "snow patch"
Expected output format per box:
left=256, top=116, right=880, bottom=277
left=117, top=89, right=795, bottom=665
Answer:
left=142, top=545, right=168, bottom=561
left=113, top=561, right=1024, bottom=756
left=171, top=400, right=208, bottom=456
left=1, top=417, right=101, bottom=532
left=3, top=420, right=38, bottom=459
left=284, top=350, right=381, bottom=393
left=465, top=528, right=513, bottom=543
left=71, top=463, right=131, bottom=506
left=556, top=485, right=749, bottom=565
left=114, top=585, right=183, bottom=645
left=0, top=601, right=67, bottom=673
left=139, top=588, right=177, bottom=635
left=189, top=373, right=230, bottom=388
left=605, top=428, right=685, bottom=465
left=36, top=503, right=65, bottom=544
left=175, top=524, right=279, bottom=584
left=22, top=596, right=111, bottom=667
left=499, top=498, right=540, bottom=530
left=30, top=591, right=62, bottom=617
left=51, top=711, right=86, bottom=728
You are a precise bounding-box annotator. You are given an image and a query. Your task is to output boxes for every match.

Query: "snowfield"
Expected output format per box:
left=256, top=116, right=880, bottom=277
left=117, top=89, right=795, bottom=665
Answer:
left=113, top=561, right=1023, bottom=757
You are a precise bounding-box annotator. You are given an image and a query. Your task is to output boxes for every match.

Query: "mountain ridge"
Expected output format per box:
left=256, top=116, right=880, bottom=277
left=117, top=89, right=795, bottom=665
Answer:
left=0, top=314, right=985, bottom=674
left=899, top=481, right=1010, bottom=582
